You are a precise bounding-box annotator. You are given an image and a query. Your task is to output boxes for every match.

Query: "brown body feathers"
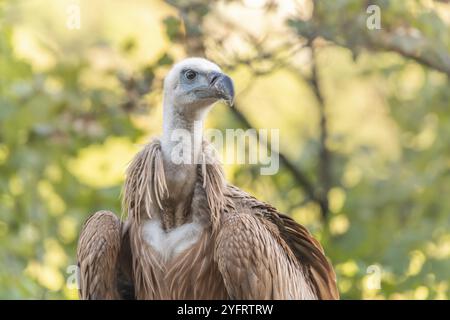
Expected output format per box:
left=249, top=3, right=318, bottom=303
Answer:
left=77, top=139, right=339, bottom=300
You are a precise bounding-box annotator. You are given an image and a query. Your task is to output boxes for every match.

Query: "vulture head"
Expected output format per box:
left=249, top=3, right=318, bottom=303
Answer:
left=163, top=58, right=235, bottom=116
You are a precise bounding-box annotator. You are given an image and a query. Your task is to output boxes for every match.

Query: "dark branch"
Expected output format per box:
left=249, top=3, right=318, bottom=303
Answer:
left=229, top=106, right=318, bottom=203
left=367, top=30, right=450, bottom=77
left=308, top=40, right=331, bottom=219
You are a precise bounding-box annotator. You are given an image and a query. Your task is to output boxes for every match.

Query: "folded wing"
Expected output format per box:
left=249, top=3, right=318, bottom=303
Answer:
left=215, top=186, right=339, bottom=300
left=77, top=210, right=133, bottom=299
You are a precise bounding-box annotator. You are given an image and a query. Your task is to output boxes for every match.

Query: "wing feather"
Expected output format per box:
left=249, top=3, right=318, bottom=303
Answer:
left=217, top=186, right=339, bottom=300
left=277, top=213, right=339, bottom=299
left=215, top=212, right=316, bottom=299
left=77, top=210, right=127, bottom=299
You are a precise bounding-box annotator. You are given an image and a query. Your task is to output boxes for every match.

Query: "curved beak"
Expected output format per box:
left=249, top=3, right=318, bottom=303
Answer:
left=208, top=71, right=235, bottom=106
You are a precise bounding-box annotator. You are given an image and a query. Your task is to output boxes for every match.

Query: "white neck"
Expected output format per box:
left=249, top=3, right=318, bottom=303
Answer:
left=161, top=99, right=210, bottom=165
left=159, top=97, right=213, bottom=227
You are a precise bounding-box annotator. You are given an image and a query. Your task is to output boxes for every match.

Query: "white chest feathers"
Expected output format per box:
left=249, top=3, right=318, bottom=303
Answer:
left=142, top=219, right=204, bottom=262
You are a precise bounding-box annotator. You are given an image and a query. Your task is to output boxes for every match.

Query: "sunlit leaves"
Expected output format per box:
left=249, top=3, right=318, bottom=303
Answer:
left=1, top=0, right=449, bottom=300
left=163, top=16, right=183, bottom=42
left=67, top=137, right=137, bottom=188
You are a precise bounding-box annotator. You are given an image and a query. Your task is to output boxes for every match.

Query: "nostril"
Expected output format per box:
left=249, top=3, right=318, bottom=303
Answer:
left=209, top=73, right=220, bottom=85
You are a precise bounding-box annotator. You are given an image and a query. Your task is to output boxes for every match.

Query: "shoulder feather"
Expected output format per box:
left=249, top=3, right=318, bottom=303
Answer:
left=77, top=210, right=123, bottom=299
left=225, top=185, right=339, bottom=300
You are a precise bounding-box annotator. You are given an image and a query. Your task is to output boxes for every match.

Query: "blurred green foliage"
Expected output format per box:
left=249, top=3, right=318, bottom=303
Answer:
left=0, top=0, right=449, bottom=299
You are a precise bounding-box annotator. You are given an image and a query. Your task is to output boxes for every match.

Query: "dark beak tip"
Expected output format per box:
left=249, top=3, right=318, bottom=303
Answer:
left=211, top=72, right=235, bottom=107
left=222, top=75, right=235, bottom=107
left=227, top=97, right=235, bottom=107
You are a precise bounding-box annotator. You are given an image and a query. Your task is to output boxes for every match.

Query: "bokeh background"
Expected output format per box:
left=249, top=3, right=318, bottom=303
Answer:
left=1, top=0, right=450, bottom=299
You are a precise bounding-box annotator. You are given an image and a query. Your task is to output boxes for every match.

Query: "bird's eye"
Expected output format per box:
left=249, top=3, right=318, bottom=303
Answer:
left=184, top=70, right=197, bottom=80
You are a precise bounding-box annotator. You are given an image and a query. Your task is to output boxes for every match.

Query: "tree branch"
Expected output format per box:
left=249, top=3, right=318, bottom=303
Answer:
left=308, top=40, right=331, bottom=219
left=229, top=105, right=318, bottom=203
left=290, top=10, right=450, bottom=77
left=367, top=30, right=450, bottom=77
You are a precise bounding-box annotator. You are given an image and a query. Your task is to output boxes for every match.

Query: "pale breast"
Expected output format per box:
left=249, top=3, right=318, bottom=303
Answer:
left=142, top=219, right=203, bottom=262
left=134, top=218, right=228, bottom=299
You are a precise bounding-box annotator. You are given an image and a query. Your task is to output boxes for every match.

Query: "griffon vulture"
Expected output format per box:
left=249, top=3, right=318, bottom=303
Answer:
left=77, top=58, right=339, bottom=300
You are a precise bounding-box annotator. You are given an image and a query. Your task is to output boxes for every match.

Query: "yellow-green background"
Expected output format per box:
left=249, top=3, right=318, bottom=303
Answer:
left=1, top=0, right=449, bottom=299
